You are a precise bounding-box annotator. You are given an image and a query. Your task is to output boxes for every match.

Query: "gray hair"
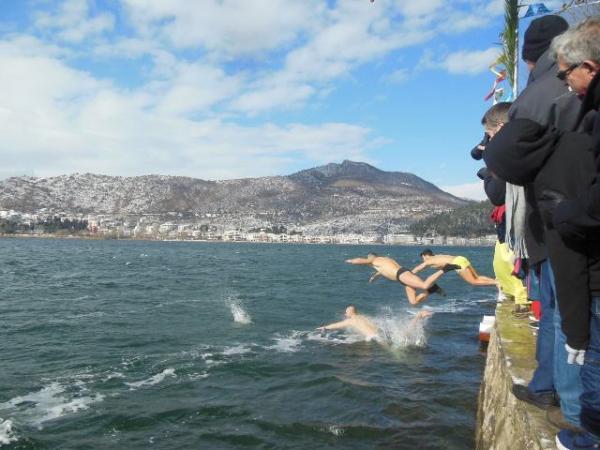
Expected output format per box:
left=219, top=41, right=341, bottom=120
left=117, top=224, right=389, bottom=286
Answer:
left=551, top=16, right=600, bottom=64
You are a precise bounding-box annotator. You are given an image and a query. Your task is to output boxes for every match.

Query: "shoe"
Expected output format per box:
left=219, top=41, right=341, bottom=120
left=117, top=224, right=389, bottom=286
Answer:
left=529, top=321, right=540, bottom=330
left=427, top=284, right=446, bottom=297
left=556, top=429, right=600, bottom=449
left=512, top=384, right=558, bottom=410
left=547, top=407, right=583, bottom=433
left=442, top=263, right=461, bottom=273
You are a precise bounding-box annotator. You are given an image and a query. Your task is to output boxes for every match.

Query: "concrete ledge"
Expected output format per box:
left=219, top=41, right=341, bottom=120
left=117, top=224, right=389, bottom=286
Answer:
left=476, top=301, right=558, bottom=450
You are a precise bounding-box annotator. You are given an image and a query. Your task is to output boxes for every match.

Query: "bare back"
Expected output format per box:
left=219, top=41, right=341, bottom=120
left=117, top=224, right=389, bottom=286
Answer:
left=423, top=255, right=455, bottom=269
left=371, top=256, right=401, bottom=281
left=349, top=315, right=379, bottom=339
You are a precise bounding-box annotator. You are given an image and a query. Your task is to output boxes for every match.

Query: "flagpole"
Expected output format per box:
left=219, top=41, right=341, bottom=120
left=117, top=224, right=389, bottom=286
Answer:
left=514, top=16, right=519, bottom=98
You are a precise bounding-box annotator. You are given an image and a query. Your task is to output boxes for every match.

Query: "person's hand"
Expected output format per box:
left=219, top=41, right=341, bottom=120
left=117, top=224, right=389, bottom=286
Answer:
left=316, top=326, right=326, bottom=332
left=565, top=344, right=586, bottom=365
left=416, top=310, right=433, bottom=319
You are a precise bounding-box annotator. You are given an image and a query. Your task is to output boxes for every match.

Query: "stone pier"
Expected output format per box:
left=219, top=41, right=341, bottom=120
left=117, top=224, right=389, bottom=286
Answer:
left=476, top=301, right=559, bottom=450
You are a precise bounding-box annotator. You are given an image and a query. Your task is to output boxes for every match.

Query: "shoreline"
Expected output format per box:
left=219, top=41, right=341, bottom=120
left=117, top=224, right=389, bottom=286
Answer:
left=0, top=232, right=495, bottom=247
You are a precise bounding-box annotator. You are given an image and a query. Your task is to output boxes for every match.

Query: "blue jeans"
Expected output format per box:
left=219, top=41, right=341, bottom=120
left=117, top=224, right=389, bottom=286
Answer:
left=581, top=296, right=600, bottom=439
left=528, top=260, right=556, bottom=395
left=550, top=261, right=583, bottom=427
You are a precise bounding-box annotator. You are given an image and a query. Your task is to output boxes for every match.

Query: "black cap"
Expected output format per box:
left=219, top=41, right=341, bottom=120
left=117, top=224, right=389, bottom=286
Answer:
left=522, top=15, right=568, bottom=63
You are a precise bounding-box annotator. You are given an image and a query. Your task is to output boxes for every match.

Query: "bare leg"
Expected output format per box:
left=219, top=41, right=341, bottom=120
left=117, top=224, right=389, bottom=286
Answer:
left=405, top=286, right=429, bottom=305
left=459, top=267, right=497, bottom=286
left=399, top=270, right=445, bottom=290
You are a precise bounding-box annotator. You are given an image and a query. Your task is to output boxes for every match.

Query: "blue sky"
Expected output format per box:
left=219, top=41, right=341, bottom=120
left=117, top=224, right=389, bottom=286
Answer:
left=0, top=0, right=566, bottom=199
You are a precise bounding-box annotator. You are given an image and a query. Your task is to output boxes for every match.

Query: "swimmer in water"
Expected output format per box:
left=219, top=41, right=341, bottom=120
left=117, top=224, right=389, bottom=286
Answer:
left=317, top=305, right=433, bottom=341
left=317, top=304, right=380, bottom=340
left=412, top=249, right=498, bottom=287
left=346, top=252, right=456, bottom=305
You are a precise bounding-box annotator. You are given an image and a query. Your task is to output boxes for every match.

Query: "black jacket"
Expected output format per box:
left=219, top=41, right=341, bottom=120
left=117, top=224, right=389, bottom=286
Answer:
left=484, top=119, right=600, bottom=349
left=553, top=72, right=600, bottom=240
left=508, top=49, right=581, bottom=264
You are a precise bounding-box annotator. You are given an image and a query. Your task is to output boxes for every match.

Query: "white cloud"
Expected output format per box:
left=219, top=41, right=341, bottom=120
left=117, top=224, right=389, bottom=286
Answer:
left=434, top=47, right=500, bottom=75
left=121, top=0, right=320, bottom=58
left=0, top=36, right=374, bottom=179
left=34, top=0, right=115, bottom=42
left=0, top=0, right=510, bottom=179
left=440, top=181, right=488, bottom=201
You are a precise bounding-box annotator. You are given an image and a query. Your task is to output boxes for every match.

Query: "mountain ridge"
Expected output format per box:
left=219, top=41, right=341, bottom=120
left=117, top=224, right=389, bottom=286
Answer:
left=0, top=161, right=469, bottom=235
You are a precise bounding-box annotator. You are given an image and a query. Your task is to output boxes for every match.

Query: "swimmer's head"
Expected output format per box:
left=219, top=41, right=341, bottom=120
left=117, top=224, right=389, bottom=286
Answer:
left=420, top=249, right=434, bottom=260
left=367, top=252, right=378, bottom=261
left=345, top=304, right=357, bottom=318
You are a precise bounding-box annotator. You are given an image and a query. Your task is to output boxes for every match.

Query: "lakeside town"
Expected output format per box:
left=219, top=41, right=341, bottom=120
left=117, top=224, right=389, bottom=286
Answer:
left=0, top=208, right=496, bottom=246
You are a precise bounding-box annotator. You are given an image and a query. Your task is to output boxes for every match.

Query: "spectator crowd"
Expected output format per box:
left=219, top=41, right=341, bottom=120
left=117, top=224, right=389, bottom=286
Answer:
left=473, top=14, right=600, bottom=449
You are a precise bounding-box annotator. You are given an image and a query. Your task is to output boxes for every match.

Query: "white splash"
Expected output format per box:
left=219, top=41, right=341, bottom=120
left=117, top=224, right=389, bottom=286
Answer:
left=327, top=425, right=344, bottom=436
left=0, top=382, right=104, bottom=428
left=0, top=418, right=16, bottom=446
left=228, top=299, right=252, bottom=324
left=268, top=332, right=304, bottom=353
left=372, top=307, right=431, bottom=349
left=125, top=368, right=176, bottom=390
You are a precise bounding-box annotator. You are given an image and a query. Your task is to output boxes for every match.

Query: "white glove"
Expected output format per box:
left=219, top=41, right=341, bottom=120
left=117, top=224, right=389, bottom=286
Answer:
left=565, top=344, right=586, bottom=365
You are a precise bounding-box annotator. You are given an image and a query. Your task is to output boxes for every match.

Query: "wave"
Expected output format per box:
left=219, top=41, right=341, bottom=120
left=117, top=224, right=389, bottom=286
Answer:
left=125, top=368, right=176, bottom=390
left=0, top=381, right=104, bottom=428
left=222, top=344, right=253, bottom=356
left=227, top=297, right=252, bottom=324
left=0, top=418, right=17, bottom=446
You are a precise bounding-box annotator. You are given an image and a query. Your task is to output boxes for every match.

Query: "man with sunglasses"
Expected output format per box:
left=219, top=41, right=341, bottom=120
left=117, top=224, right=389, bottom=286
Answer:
left=549, top=17, right=600, bottom=450
left=502, top=15, right=582, bottom=431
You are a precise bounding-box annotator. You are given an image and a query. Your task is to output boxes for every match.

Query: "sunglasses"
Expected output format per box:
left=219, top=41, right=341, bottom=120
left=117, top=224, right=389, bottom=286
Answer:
left=556, top=63, right=580, bottom=81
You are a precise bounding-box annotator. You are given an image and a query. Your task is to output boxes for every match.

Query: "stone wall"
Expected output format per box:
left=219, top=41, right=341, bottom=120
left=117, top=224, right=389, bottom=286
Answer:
left=476, top=302, right=558, bottom=450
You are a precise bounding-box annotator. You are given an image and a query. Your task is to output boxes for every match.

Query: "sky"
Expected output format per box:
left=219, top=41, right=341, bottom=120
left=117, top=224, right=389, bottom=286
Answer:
left=0, top=0, right=567, bottom=199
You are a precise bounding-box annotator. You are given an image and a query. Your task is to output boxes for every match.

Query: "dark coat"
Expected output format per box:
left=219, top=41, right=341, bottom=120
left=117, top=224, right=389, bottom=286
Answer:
left=553, top=72, right=600, bottom=240
left=484, top=119, right=600, bottom=349
left=508, top=49, right=581, bottom=264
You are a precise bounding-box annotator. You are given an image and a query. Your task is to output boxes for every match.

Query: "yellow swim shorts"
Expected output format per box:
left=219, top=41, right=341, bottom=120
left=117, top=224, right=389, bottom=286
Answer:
left=451, top=256, right=471, bottom=271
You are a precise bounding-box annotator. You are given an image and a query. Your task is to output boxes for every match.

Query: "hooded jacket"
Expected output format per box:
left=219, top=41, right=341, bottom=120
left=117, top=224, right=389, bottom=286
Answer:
left=484, top=119, right=600, bottom=349
left=508, top=49, right=581, bottom=264
left=553, top=72, right=600, bottom=239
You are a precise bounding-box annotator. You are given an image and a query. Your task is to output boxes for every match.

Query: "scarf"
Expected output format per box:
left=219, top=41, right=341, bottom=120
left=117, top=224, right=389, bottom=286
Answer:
left=505, top=183, right=529, bottom=259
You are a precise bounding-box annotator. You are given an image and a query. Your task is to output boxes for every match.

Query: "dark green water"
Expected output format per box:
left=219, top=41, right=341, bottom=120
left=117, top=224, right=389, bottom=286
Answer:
left=0, top=238, right=496, bottom=449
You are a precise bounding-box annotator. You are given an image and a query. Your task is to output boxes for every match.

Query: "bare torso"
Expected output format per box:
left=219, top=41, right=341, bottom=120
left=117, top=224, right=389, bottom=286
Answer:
left=371, top=256, right=402, bottom=281
left=349, top=315, right=379, bottom=339
left=423, top=255, right=455, bottom=269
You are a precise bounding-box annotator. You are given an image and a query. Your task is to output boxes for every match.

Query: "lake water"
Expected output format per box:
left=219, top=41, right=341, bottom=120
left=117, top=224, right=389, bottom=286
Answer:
left=0, top=238, right=496, bottom=449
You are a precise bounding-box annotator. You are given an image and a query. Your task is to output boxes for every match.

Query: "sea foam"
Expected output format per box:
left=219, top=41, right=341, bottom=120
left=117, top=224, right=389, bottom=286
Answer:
left=0, top=382, right=104, bottom=428
left=125, top=368, right=176, bottom=390
left=0, top=418, right=16, bottom=446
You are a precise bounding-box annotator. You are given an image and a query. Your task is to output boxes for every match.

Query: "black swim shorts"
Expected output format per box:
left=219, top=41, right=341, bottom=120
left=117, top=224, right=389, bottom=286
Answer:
left=396, top=267, right=408, bottom=285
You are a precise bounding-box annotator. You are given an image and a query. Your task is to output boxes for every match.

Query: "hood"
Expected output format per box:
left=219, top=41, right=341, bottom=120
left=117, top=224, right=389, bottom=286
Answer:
left=576, top=71, right=600, bottom=129
left=483, top=119, right=561, bottom=185
left=526, top=49, right=557, bottom=86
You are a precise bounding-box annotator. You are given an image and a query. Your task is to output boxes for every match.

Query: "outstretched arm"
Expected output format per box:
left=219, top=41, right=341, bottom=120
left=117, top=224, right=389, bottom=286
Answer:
left=346, top=257, right=371, bottom=265
left=411, top=262, right=428, bottom=273
left=317, top=319, right=351, bottom=331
